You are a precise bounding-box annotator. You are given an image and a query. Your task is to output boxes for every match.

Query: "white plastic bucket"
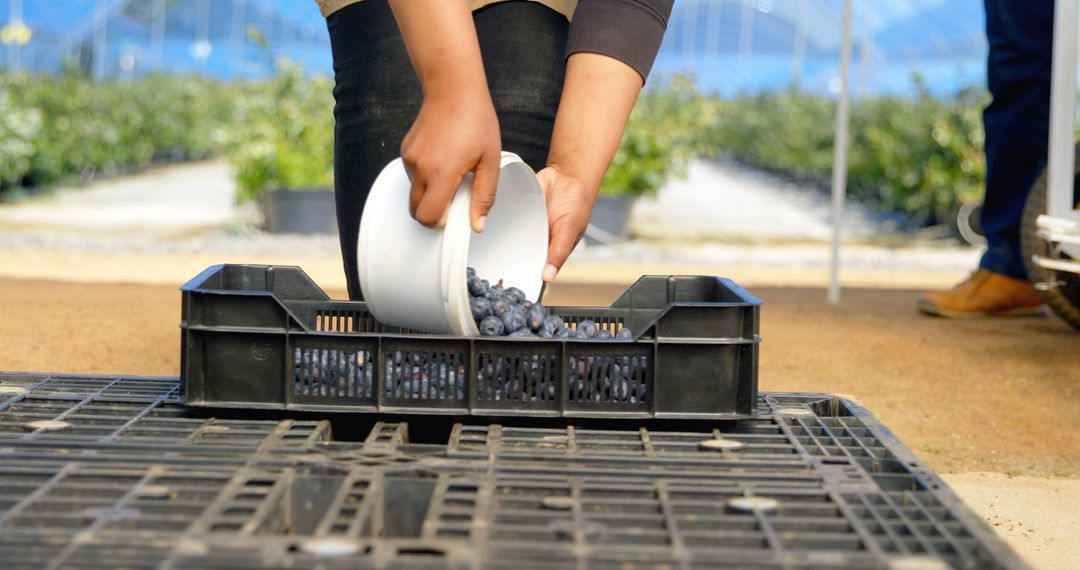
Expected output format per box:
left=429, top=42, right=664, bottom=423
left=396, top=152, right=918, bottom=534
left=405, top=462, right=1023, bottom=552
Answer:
left=357, top=152, right=548, bottom=335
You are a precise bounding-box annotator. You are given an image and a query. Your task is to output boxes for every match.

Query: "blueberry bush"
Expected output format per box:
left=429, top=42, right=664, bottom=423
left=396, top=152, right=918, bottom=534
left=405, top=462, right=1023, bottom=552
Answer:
left=600, top=75, right=712, bottom=198
left=0, top=64, right=992, bottom=227
left=600, top=74, right=989, bottom=228
left=701, top=80, right=989, bottom=225
left=0, top=70, right=237, bottom=196
left=223, top=60, right=335, bottom=203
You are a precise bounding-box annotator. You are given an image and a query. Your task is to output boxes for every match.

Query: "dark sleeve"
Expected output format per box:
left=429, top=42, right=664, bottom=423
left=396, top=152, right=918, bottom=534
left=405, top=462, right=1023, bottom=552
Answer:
left=565, top=0, right=674, bottom=83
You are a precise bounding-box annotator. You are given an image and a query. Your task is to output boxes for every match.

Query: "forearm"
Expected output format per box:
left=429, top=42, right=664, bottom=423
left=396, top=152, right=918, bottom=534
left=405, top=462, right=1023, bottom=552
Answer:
left=387, top=0, right=488, bottom=96
left=386, top=0, right=500, bottom=231
left=546, top=52, right=643, bottom=191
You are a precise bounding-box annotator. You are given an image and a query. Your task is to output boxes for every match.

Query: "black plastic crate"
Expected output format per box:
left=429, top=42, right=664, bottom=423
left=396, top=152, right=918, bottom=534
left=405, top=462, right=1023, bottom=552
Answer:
left=179, top=264, right=762, bottom=419
left=0, top=373, right=1027, bottom=569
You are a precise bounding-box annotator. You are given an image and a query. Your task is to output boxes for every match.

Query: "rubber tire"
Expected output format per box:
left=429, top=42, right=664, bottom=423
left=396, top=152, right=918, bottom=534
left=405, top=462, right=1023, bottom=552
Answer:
left=1020, top=146, right=1080, bottom=329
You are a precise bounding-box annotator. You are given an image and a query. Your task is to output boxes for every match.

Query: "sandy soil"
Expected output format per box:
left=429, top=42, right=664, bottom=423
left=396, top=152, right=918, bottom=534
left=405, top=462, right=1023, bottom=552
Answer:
left=1, top=277, right=1077, bottom=567
left=3, top=276, right=1076, bottom=476
left=944, top=472, right=1080, bottom=569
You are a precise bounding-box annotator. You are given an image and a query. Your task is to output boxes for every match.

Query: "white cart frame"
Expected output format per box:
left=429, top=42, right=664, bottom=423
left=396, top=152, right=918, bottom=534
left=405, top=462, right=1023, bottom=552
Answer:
left=1039, top=0, right=1080, bottom=272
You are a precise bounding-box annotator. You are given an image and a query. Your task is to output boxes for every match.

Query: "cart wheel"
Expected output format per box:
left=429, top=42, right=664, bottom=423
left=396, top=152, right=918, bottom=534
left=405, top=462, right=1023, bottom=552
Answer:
left=957, top=202, right=986, bottom=246
left=1021, top=146, right=1080, bottom=329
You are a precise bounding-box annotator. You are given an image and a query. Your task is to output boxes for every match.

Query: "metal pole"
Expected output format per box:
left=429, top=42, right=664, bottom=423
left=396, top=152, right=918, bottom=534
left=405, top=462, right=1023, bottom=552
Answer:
left=679, top=0, right=694, bottom=55
left=791, top=0, right=807, bottom=86
left=152, top=0, right=165, bottom=71
left=1048, top=0, right=1079, bottom=219
left=857, top=0, right=874, bottom=97
left=703, top=0, right=720, bottom=62
left=231, top=0, right=246, bottom=78
left=828, top=0, right=853, bottom=304
left=7, top=0, right=23, bottom=72
left=256, top=4, right=271, bottom=73
left=92, top=0, right=108, bottom=80
left=196, top=0, right=209, bottom=71
left=738, top=0, right=756, bottom=92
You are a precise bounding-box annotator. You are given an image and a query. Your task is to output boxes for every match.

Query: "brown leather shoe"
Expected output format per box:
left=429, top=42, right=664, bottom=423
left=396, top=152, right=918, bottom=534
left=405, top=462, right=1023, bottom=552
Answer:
left=918, top=269, right=1045, bottom=318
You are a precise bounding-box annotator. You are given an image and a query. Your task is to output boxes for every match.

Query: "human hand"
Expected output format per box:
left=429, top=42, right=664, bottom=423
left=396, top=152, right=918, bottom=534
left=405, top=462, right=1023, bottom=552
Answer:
left=538, top=53, right=643, bottom=282
left=388, top=0, right=500, bottom=232
left=536, top=165, right=597, bottom=282
left=401, top=89, right=501, bottom=232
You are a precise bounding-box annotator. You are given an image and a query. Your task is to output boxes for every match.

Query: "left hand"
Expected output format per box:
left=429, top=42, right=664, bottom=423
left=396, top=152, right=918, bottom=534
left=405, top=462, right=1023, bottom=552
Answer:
left=537, top=52, right=644, bottom=283
left=536, top=165, right=597, bottom=283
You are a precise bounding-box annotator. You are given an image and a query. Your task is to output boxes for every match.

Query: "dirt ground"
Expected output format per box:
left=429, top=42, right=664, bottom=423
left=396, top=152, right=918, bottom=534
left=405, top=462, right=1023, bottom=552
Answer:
left=1, top=277, right=1078, bottom=567
left=3, top=276, right=1075, bottom=477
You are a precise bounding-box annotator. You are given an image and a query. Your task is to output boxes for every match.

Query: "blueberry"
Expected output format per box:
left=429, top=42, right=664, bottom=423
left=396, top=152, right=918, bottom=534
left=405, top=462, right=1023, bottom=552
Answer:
left=501, top=305, right=527, bottom=333
left=571, top=330, right=589, bottom=340
left=522, top=300, right=532, bottom=312
left=486, top=283, right=503, bottom=299
left=479, top=316, right=505, bottom=336
left=467, top=266, right=477, bottom=278
left=596, top=329, right=613, bottom=339
left=541, top=315, right=562, bottom=337
left=508, top=328, right=535, bottom=337
left=555, top=328, right=574, bottom=339
left=577, top=319, right=598, bottom=338
left=492, top=296, right=512, bottom=317
left=616, top=328, right=634, bottom=341
left=527, top=303, right=548, bottom=331
left=467, top=276, right=487, bottom=297
left=505, top=287, right=526, bottom=304
left=470, top=297, right=493, bottom=321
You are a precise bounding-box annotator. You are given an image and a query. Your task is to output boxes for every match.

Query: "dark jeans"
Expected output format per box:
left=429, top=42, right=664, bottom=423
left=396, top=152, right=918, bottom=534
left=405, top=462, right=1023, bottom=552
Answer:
left=980, top=0, right=1055, bottom=279
left=327, top=0, right=568, bottom=300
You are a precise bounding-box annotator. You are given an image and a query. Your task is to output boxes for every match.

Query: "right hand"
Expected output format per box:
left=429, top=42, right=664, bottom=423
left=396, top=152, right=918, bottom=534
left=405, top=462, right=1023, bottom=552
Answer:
left=400, top=89, right=501, bottom=233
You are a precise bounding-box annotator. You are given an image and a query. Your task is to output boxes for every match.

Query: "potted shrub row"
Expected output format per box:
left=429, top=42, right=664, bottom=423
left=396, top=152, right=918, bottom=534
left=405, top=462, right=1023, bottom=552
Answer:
left=226, top=62, right=336, bottom=234
left=590, top=76, right=705, bottom=242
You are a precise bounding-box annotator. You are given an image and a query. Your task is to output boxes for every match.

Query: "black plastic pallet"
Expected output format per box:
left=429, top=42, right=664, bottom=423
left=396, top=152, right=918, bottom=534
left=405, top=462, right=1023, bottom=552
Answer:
left=0, top=372, right=1027, bottom=569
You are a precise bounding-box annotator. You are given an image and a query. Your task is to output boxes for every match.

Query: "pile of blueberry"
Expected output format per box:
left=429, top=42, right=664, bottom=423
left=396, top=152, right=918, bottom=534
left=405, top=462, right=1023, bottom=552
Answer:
left=385, top=352, right=465, bottom=401
left=467, top=267, right=633, bottom=340
left=294, top=346, right=648, bottom=403
left=480, top=354, right=648, bottom=403
left=291, top=268, right=644, bottom=402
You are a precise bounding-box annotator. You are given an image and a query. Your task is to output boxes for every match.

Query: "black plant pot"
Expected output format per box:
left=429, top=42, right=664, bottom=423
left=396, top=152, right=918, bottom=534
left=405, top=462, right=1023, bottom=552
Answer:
left=585, top=194, right=638, bottom=245
left=262, top=187, right=337, bottom=234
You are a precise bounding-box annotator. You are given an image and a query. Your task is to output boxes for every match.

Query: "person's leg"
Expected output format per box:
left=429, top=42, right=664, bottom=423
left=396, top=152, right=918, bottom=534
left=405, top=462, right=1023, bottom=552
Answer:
left=979, top=0, right=1055, bottom=279
left=328, top=0, right=420, bottom=300
left=918, top=0, right=1052, bottom=317
left=328, top=0, right=567, bottom=301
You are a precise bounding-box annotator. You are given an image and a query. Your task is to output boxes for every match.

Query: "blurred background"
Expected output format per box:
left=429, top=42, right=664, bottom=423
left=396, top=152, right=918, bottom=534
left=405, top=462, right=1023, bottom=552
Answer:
left=2, top=4, right=1078, bottom=566
left=0, top=0, right=992, bottom=291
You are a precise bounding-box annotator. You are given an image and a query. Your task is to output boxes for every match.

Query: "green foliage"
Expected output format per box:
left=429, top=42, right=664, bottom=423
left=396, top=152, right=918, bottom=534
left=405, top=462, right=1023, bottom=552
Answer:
left=848, top=86, right=986, bottom=217
left=701, top=81, right=988, bottom=222
left=0, top=85, right=40, bottom=187
left=1, top=65, right=991, bottom=225
left=0, top=71, right=236, bottom=192
left=601, top=76, right=710, bottom=197
left=0, top=64, right=332, bottom=202
left=707, top=89, right=837, bottom=183
left=223, top=60, right=334, bottom=202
